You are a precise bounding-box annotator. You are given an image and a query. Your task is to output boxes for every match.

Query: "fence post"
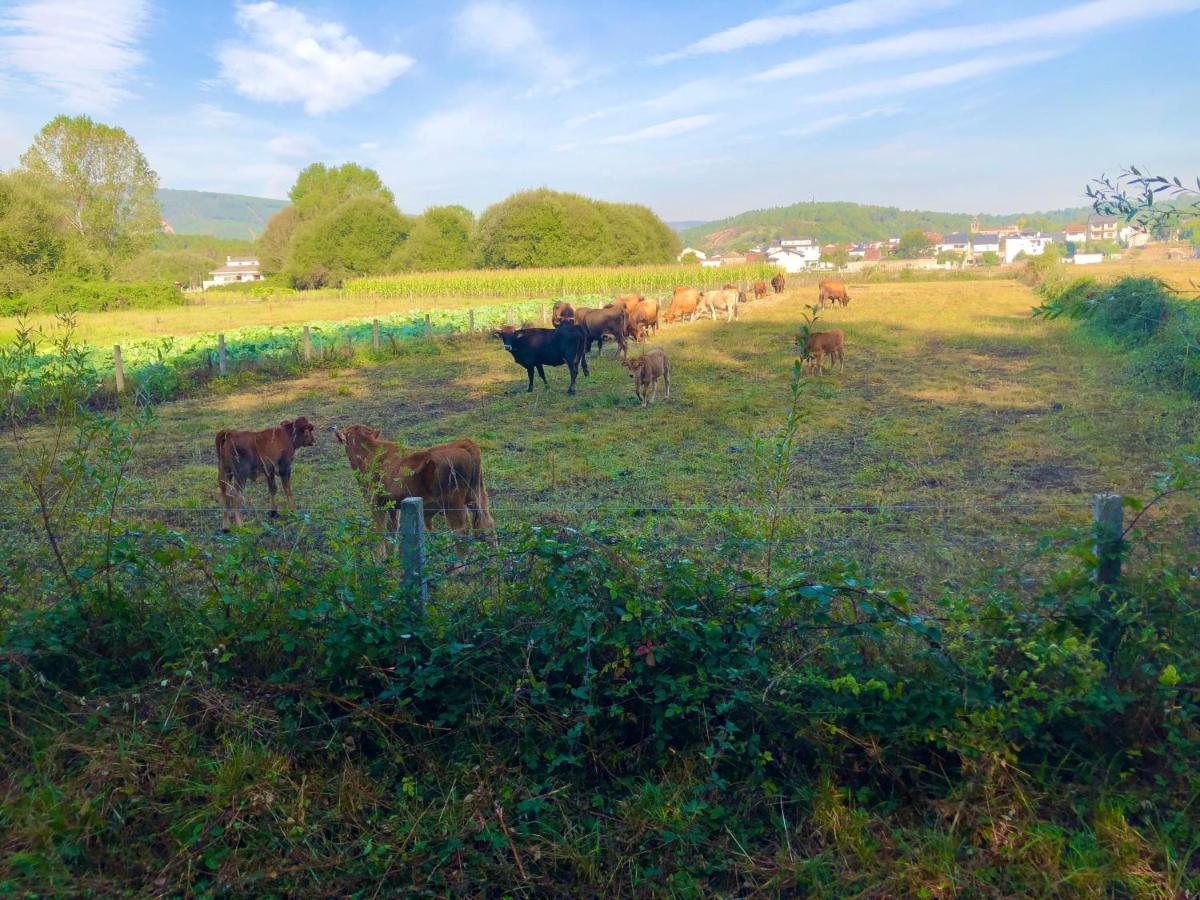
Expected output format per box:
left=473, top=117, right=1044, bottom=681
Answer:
left=372, top=319, right=380, bottom=353
left=506, top=306, right=514, bottom=326
left=469, top=309, right=476, bottom=333
left=542, top=303, right=548, bottom=325
left=1093, top=493, right=1123, bottom=589
left=399, top=497, right=427, bottom=611
left=218, top=334, right=227, bottom=377
left=303, top=326, right=312, bottom=363
left=345, top=333, right=353, bottom=358
left=424, top=314, right=433, bottom=339
left=113, top=345, right=124, bottom=393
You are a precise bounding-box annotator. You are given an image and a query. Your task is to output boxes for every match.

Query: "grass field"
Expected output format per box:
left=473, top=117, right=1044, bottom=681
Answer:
left=66, top=271, right=1197, bottom=594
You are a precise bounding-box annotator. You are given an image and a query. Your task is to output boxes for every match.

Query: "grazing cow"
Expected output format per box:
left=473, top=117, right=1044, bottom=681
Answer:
left=664, top=287, right=702, bottom=323
left=800, top=329, right=845, bottom=374
left=699, top=288, right=742, bottom=322
left=494, top=324, right=589, bottom=393
left=753, top=280, right=768, bottom=300
left=771, top=273, right=786, bottom=294
left=574, top=305, right=629, bottom=357
left=623, top=348, right=670, bottom=407
left=215, top=416, right=316, bottom=530
left=818, top=279, right=850, bottom=308
left=335, top=425, right=496, bottom=543
left=628, top=296, right=660, bottom=341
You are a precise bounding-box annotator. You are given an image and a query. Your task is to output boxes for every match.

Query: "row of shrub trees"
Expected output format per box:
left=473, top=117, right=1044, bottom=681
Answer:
left=260, top=167, right=682, bottom=288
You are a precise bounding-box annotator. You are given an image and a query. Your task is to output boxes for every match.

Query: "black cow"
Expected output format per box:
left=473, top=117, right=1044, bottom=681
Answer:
left=493, top=324, right=590, bottom=394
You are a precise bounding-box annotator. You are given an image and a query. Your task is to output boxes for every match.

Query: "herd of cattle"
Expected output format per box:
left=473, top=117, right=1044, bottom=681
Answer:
left=214, top=276, right=852, bottom=538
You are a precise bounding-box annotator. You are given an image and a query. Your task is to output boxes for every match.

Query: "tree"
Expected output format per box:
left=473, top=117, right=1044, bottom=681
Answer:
left=895, top=229, right=933, bottom=259
left=475, top=188, right=678, bottom=268
left=286, top=195, right=410, bottom=287
left=1087, top=167, right=1200, bottom=232
left=978, top=251, right=1000, bottom=266
left=936, top=250, right=965, bottom=268
left=19, top=115, right=160, bottom=269
left=0, top=172, right=67, bottom=297
left=821, top=246, right=850, bottom=268
left=390, top=205, right=475, bottom=271
left=258, top=205, right=299, bottom=273
left=288, top=163, right=393, bottom=222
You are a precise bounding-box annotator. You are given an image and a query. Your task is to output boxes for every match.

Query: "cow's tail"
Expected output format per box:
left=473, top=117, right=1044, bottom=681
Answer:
left=469, top=458, right=497, bottom=536
left=215, top=429, right=230, bottom=462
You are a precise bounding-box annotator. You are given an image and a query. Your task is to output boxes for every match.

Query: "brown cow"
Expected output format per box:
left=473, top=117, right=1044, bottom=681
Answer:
left=800, top=330, right=845, bottom=375
left=629, top=296, right=660, bottom=340
left=771, top=273, right=786, bottom=294
left=818, top=278, right=850, bottom=308
left=664, top=286, right=702, bottom=323
left=216, top=417, right=316, bottom=530
left=551, top=301, right=575, bottom=326
left=753, top=279, right=767, bottom=299
left=574, top=305, right=629, bottom=356
left=699, top=288, right=741, bottom=322
left=623, top=348, right=670, bottom=407
left=335, top=425, right=496, bottom=544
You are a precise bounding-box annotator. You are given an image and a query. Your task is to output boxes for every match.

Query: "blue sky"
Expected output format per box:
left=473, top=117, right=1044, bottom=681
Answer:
left=1, top=0, right=1197, bottom=221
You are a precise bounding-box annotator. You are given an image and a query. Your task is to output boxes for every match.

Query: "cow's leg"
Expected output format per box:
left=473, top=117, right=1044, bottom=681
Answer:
left=663, top=363, right=670, bottom=399
left=649, top=377, right=658, bottom=405
left=219, top=473, right=236, bottom=531
left=579, top=349, right=590, bottom=377
left=265, top=471, right=279, bottom=518
left=525, top=365, right=535, bottom=392
left=536, top=364, right=549, bottom=388
left=566, top=358, right=578, bottom=395
left=279, top=461, right=296, bottom=511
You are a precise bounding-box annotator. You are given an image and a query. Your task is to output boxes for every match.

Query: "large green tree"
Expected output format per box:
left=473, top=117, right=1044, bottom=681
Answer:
left=475, top=188, right=679, bottom=268
left=895, top=229, right=934, bottom=259
left=0, top=172, right=67, bottom=297
left=390, top=205, right=476, bottom=271
left=288, top=163, right=393, bottom=222
left=286, top=194, right=410, bottom=286
left=258, top=205, right=300, bottom=273
left=19, top=115, right=160, bottom=270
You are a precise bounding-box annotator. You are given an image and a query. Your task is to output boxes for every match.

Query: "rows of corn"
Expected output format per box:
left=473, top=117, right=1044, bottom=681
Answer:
left=344, top=263, right=782, bottom=298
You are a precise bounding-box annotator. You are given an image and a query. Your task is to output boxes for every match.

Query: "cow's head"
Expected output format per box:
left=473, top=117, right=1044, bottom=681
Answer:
left=284, top=417, right=316, bottom=447
left=551, top=302, right=575, bottom=326
left=491, top=325, right=519, bottom=352
left=623, top=357, right=645, bottom=377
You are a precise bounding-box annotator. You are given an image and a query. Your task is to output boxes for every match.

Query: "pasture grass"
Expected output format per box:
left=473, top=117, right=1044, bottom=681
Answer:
left=76, top=273, right=1198, bottom=594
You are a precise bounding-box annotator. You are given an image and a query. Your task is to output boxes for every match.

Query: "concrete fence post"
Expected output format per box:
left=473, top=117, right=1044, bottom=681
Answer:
left=303, top=326, right=312, bottom=363
left=1093, top=493, right=1123, bottom=589
left=469, top=309, right=476, bottom=333
left=113, top=345, right=124, bottom=393
left=218, top=334, right=227, bottom=377
left=424, top=314, right=433, bottom=339
left=399, top=497, right=427, bottom=611
left=372, top=319, right=380, bottom=353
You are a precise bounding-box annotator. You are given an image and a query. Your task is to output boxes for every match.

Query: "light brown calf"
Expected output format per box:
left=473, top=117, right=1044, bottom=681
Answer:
left=623, top=348, right=670, bottom=406
left=800, top=329, right=845, bottom=374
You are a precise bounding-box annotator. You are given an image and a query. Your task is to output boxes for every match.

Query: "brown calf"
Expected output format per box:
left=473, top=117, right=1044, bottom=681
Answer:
left=216, top=417, right=316, bottom=530
left=623, top=348, right=670, bottom=406
left=771, top=273, right=786, bottom=294
left=335, top=425, right=496, bottom=543
left=800, top=330, right=845, bottom=375
left=753, top=279, right=767, bottom=299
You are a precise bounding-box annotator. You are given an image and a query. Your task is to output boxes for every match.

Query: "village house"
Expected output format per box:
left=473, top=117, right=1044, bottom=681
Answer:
left=1002, top=233, right=1055, bottom=264
left=970, top=233, right=1001, bottom=256
left=202, top=256, right=263, bottom=291
left=1064, top=223, right=1088, bottom=245
left=937, top=232, right=971, bottom=255
left=677, top=246, right=707, bottom=262
left=766, top=238, right=821, bottom=272
left=1087, top=214, right=1120, bottom=243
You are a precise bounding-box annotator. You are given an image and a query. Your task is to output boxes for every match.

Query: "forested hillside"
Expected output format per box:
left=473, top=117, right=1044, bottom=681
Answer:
left=680, top=200, right=1092, bottom=250
left=157, top=189, right=287, bottom=239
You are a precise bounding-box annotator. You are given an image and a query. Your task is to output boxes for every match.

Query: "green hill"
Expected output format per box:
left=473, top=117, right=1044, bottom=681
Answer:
left=679, top=201, right=1092, bottom=251
left=156, top=189, right=288, bottom=240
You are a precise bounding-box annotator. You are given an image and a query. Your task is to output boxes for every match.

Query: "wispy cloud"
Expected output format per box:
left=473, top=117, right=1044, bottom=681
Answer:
left=218, top=2, right=414, bottom=114
left=753, top=0, right=1200, bottom=82
left=801, top=51, right=1060, bottom=105
left=603, top=114, right=715, bottom=144
left=0, top=0, right=150, bottom=110
left=785, top=106, right=903, bottom=138
left=654, top=0, right=956, bottom=64
left=454, top=1, right=577, bottom=95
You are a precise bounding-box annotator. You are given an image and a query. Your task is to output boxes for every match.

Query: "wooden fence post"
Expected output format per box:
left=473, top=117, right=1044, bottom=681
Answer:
left=469, top=309, right=476, bottom=333
left=1093, top=493, right=1123, bottom=589
left=372, top=319, right=380, bottom=353
left=424, top=314, right=433, bottom=339
left=345, top=333, right=353, bottom=358
left=303, top=326, right=312, bottom=363
left=399, top=497, right=427, bottom=611
left=218, top=334, right=227, bottom=377
left=542, top=303, right=548, bottom=325
left=113, top=345, right=124, bottom=393
left=506, top=306, right=513, bottom=326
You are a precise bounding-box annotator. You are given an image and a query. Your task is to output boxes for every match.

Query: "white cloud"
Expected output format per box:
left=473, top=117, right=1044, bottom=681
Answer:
left=753, top=0, right=1200, bottom=82
left=603, top=114, right=715, bottom=144
left=785, top=106, right=903, bottom=137
left=0, top=0, right=150, bottom=110
left=654, top=0, right=956, bottom=64
left=218, top=2, right=413, bottom=114
left=411, top=103, right=517, bottom=154
left=802, top=52, right=1060, bottom=105
left=267, top=132, right=322, bottom=159
left=455, top=2, right=575, bottom=92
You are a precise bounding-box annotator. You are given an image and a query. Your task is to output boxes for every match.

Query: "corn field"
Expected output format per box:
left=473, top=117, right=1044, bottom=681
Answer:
left=344, top=263, right=783, bottom=299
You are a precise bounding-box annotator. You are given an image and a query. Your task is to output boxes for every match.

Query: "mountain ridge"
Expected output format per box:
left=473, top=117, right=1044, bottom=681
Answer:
left=156, top=188, right=288, bottom=240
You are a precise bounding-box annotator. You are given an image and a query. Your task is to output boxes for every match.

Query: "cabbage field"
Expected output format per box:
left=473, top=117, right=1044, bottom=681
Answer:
left=8, top=296, right=587, bottom=409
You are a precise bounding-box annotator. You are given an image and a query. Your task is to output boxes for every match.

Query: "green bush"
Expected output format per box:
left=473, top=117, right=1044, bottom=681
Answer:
left=1090, top=277, right=1170, bottom=344
left=1, top=276, right=185, bottom=315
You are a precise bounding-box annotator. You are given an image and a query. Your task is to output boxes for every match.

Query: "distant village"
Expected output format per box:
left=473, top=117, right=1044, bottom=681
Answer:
left=680, top=213, right=1173, bottom=274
